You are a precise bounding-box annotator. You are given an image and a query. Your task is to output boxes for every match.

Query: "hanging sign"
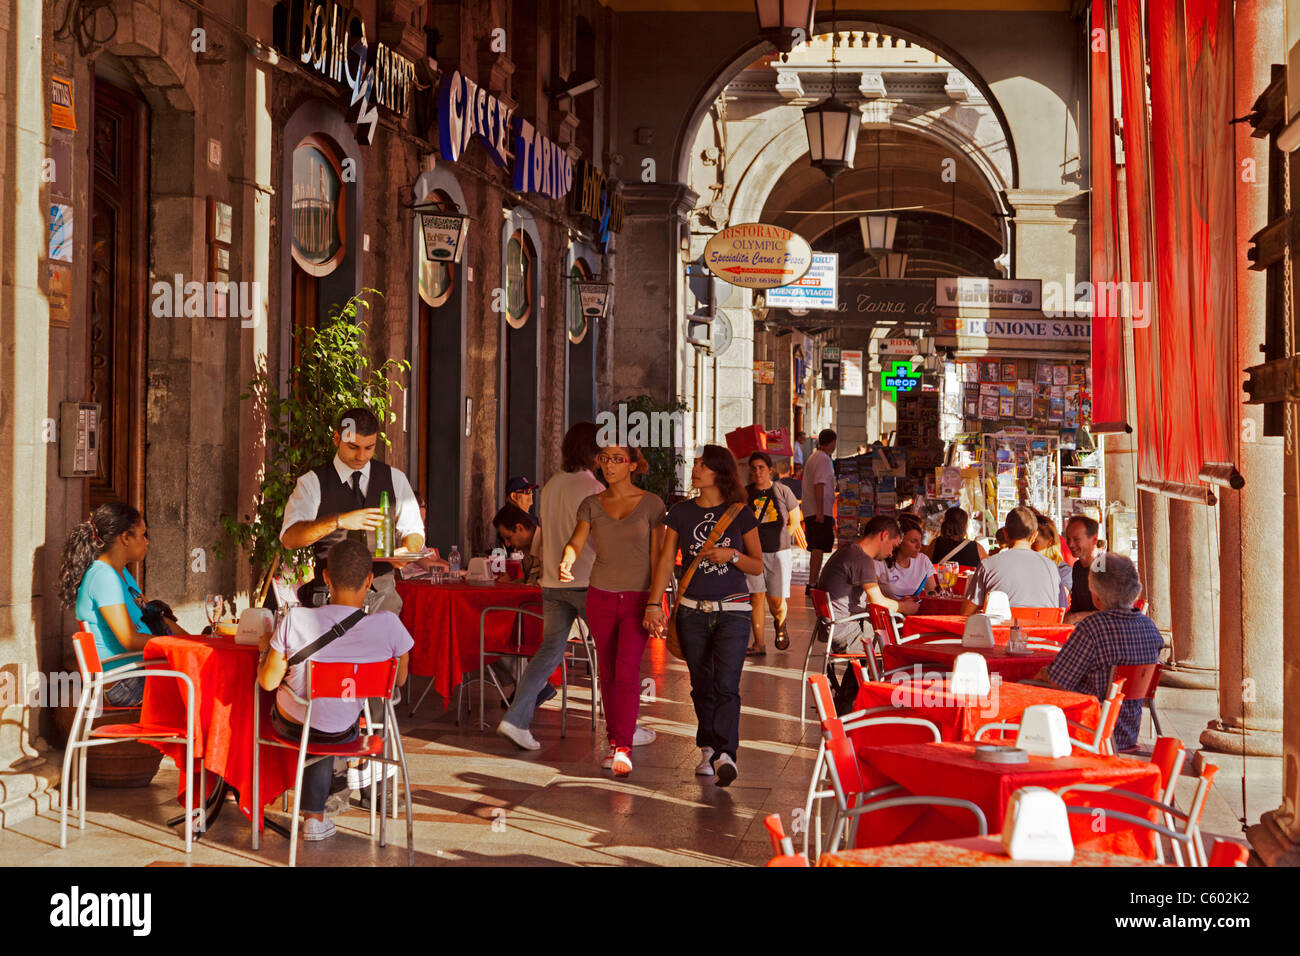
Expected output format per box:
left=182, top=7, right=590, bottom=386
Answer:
left=765, top=253, right=838, bottom=310
left=881, top=360, right=922, bottom=401
left=577, top=282, right=610, bottom=319
left=512, top=117, right=573, bottom=199
left=935, top=277, right=1041, bottom=311
left=51, top=77, right=76, bottom=130
left=571, top=159, right=625, bottom=250
left=879, top=337, right=918, bottom=355
left=704, top=224, right=813, bottom=289
left=842, top=349, right=864, bottom=397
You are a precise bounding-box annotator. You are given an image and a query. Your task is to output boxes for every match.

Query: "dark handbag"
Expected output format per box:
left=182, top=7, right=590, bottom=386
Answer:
left=139, top=600, right=177, bottom=636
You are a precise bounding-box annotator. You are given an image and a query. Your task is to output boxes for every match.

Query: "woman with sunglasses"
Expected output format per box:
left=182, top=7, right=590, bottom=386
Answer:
left=644, top=445, right=762, bottom=786
left=560, top=443, right=666, bottom=777
left=57, top=503, right=192, bottom=706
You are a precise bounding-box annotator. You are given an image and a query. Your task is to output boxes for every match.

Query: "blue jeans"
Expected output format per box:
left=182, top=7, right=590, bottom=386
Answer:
left=103, top=675, right=145, bottom=708
left=676, top=605, right=750, bottom=763
left=503, top=587, right=586, bottom=730
left=271, top=708, right=360, bottom=813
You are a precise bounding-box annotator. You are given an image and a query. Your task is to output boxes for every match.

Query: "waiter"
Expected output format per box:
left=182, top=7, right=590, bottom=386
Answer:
left=280, top=407, right=424, bottom=613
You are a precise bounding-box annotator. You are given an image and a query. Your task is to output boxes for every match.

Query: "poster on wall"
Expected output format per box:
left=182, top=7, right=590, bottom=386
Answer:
left=841, top=349, right=864, bottom=397
left=765, top=252, right=838, bottom=309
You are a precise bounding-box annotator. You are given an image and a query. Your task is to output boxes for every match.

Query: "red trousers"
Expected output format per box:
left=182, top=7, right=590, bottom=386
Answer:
left=584, top=587, right=650, bottom=748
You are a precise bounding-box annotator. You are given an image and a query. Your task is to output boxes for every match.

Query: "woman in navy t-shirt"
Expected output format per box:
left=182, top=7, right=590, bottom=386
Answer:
left=645, top=445, right=761, bottom=787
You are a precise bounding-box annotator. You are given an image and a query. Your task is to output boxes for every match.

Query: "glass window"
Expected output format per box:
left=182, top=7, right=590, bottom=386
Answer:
left=506, top=231, right=533, bottom=328
left=291, top=139, right=345, bottom=275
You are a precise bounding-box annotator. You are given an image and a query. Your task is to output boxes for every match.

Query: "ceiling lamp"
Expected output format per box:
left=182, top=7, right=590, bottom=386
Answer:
left=860, top=214, right=898, bottom=252
left=879, top=251, right=908, bottom=278
left=753, top=0, right=817, bottom=54
left=804, top=94, right=860, bottom=180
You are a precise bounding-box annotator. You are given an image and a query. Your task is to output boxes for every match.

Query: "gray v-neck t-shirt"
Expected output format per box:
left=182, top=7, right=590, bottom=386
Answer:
left=576, top=492, right=667, bottom=592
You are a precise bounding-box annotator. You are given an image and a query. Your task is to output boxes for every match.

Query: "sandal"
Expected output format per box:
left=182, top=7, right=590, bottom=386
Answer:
left=774, top=622, right=790, bottom=650
left=746, top=644, right=767, bottom=657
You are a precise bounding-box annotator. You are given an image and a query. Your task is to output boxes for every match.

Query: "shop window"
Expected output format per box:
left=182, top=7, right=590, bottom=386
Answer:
left=291, top=137, right=345, bottom=276
left=505, top=231, right=535, bottom=328
left=568, top=258, right=593, bottom=344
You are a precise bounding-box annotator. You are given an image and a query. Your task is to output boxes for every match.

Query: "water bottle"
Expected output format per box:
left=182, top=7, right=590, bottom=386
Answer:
left=375, top=491, right=393, bottom=557
left=448, top=546, right=461, bottom=573
left=1009, top=622, right=1024, bottom=654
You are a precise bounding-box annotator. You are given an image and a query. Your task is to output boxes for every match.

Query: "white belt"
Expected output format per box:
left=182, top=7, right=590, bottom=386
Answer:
left=678, top=596, right=751, bottom=613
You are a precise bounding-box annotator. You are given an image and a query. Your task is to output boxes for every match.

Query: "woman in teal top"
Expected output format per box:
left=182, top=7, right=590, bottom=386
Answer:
left=58, top=503, right=188, bottom=706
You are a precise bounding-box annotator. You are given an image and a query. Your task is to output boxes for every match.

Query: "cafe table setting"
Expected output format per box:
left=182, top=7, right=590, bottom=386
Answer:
left=882, top=633, right=1062, bottom=684
left=816, top=834, right=1159, bottom=867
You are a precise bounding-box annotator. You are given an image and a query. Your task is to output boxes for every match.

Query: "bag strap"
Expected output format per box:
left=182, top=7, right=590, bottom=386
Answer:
left=937, top=540, right=968, bottom=566
left=286, top=608, right=367, bottom=666
left=676, top=503, right=745, bottom=601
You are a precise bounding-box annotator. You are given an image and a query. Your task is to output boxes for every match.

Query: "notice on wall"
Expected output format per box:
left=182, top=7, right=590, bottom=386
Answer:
left=49, top=204, right=72, bottom=262
left=753, top=360, right=775, bottom=385
left=841, top=349, right=864, bottom=397
left=765, top=253, right=838, bottom=310
left=48, top=262, right=72, bottom=327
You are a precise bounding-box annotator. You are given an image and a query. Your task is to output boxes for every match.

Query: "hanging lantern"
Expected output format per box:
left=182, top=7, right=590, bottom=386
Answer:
left=803, top=93, right=859, bottom=180
left=879, top=251, right=908, bottom=278
left=753, top=0, right=817, bottom=54
left=860, top=213, right=898, bottom=252
left=414, top=198, right=470, bottom=264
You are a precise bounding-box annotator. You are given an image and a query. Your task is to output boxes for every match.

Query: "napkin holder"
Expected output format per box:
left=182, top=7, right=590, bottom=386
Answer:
left=1001, top=787, right=1075, bottom=862
left=962, top=613, right=995, bottom=648
left=234, top=608, right=273, bottom=646
left=984, top=590, right=1012, bottom=624
left=950, top=652, right=992, bottom=697
left=1014, top=704, right=1072, bottom=758
left=466, top=556, right=494, bottom=583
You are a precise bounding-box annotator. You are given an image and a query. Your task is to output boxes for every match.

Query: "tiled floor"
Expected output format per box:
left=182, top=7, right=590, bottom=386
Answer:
left=0, top=594, right=1276, bottom=866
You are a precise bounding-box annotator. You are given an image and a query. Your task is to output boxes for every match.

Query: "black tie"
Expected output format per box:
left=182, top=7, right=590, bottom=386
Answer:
left=350, top=470, right=364, bottom=508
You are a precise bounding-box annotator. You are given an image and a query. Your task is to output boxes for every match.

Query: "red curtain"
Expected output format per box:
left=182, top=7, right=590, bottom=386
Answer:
left=1090, top=0, right=1127, bottom=431
left=1116, top=0, right=1163, bottom=483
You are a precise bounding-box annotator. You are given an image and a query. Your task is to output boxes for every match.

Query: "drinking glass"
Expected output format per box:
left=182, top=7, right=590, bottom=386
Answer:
left=205, top=594, right=224, bottom=628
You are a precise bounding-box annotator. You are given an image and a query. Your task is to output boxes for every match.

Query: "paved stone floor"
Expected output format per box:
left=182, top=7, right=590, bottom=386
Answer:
left=0, top=592, right=1277, bottom=866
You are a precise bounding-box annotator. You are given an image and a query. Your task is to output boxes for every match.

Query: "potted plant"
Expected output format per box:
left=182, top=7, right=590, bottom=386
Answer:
left=621, top=394, right=689, bottom=504
left=217, top=290, right=409, bottom=602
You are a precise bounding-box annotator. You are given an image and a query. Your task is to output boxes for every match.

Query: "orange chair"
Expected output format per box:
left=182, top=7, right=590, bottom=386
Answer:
left=800, top=588, right=875, bottom=728
left=61, top=633, right=203, bottom=852
left=1057, top=783, right=1203, bottom=866
left=762, top=813, right=808, bottom=865
left=1209, top=839, right=1249, bottom=867
left=1111, top=662, right=1164, bottom=742
left=975, top=679, right=1126, bottom=755
left=1010, top=606, right=1066, bottom=624
left=254, top=658, right=413, bottom=867
left=1148, top=736, right=1187, bottom=865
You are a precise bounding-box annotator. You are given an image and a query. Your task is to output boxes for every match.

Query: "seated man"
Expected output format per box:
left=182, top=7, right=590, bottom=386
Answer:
left=816, top=516, right=918, bottom=710
left=960, top=506, right=1067, bottom=615
left=1063, top=514, right=1101, bottom=625
left=1035, top=553, right=1163, bottom=752
left=257, top=538, right=413, bottom=842
left=493, top=502, right=542, bottom=585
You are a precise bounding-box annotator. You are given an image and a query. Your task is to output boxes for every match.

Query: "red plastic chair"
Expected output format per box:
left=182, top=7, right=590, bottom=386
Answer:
left=61, top=632, right=203, bottom=852
left=800, top=588, right=874, bottom=728
left=1209, top=839, right=1249, bottom=867
left=975, top=679, right=1126, bottom=754
left=1111, top=662, right=1164, bottom=742
left=1010, top=606, right=1066, bottom=624
left=254, top=658, right=413, bottom=867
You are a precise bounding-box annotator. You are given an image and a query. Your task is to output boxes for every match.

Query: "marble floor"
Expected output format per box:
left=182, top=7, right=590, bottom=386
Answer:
left=0, top=594, right=1275, bottom=867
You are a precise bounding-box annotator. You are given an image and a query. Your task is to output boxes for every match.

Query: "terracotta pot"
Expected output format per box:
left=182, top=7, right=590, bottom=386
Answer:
left=51, top=703, right=165, bottom=789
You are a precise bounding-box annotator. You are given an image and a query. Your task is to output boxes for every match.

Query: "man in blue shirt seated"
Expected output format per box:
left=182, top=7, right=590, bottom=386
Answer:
left=1036, top=552, right=1163, bottom=752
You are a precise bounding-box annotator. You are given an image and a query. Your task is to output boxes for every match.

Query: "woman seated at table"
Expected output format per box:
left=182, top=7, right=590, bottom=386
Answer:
left=924, top=506, right=987, bottom=568
left=57, top=502, right=192, bottom=707
left=1031, top=511, right=1073, bottom=591
left=875, top=515, right=938, bottom=608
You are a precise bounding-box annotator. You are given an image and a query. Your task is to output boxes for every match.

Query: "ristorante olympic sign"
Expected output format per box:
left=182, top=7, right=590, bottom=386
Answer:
left=704, top=224, right=813, bottom=290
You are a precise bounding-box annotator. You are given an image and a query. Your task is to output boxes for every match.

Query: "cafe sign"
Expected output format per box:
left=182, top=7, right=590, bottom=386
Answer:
left=570, top=159, right=626, bottom=250
left=935, top=277, right=1041, bottom=311
left=280, top=0, right=416, bottom=145
left=881, top=360, right=921, bottom=401
left=704, top=224, right=813, bottom=290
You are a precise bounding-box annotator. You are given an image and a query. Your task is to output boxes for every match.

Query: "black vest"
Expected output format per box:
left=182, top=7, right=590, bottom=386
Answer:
left=311, top=460, right=396, bottom=566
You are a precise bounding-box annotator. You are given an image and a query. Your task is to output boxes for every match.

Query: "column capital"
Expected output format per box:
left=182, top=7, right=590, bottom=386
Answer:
left=622, top=182, right=699, bottom=221
left=1001, top=187, right=1088, bottom=224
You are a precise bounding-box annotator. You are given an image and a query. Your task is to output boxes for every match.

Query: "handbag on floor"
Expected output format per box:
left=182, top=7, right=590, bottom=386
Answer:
left=666, top=503, right=744, bottom=660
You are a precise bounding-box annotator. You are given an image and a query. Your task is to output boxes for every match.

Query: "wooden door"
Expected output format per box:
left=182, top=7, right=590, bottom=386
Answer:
left=88, top=81, right=148, bottom=533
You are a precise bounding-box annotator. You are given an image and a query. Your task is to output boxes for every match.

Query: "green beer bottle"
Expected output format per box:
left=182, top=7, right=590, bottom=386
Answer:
left=376, top=491, right=393, bottom=557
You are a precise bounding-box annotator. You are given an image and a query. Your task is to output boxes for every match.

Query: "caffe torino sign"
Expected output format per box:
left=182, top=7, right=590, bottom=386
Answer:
left=438, top=70, right=573, bottom=200
left=281, top=0, right=416, bottom=145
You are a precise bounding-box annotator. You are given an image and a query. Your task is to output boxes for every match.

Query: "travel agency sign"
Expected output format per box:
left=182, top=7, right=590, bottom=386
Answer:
left=704, top=224, right=813, bottom=289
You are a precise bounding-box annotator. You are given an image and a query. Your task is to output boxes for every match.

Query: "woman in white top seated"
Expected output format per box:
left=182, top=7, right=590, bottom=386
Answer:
left=875, top=514, right=938, bottom=608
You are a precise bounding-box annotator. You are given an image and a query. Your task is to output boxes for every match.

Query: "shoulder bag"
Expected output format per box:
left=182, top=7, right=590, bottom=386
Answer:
left=665, top=503, right=745, bottom=660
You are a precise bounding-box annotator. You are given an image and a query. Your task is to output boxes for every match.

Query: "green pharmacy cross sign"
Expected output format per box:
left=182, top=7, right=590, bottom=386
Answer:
left=882, top=361, right=921, bottom=401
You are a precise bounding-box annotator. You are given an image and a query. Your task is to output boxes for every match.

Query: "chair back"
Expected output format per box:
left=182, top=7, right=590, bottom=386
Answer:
left=306, top=659, right=400, bottom=701
left=763, top=813, right=794, bottom=856
left=867, top=604, right=898, bottom=646
left=71, top=632, right=103, bottom=679
left=1148, top=736, right=1186, bottom=802
left=1187, top=753, right=1220, bottom=828
left=849, top=660, right=869, bottom=690
left=1208, top=840, right=1249, bottom=867
left=1111, top=662, right=1161, bottom=702
left=821, top=717, right=866, bottom=807
left=1011, top=606, right=1066, bottom=624
left=806, top=674, right=838, bottom=725
left=1094, top=680, right=1127, bottom=750
left=809, top=588, right=833, bottom=622
left=765, top=853, right=808, bottom=867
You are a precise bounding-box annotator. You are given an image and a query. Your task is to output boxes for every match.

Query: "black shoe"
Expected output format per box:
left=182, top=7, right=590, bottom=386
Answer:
left=328, top=771, right=348, bottom=795
left=774, top=622, right=790, bottom=651
left=537, top=683, right=558, bottom=706
left=714, top=754, right=738, bottom=787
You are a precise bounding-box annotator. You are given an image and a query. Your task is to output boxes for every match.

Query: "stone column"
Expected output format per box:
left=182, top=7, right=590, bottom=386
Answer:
left=1202, top=0, right=1285, bottom=757
left=1162, top=499, right=1220, bottom=689
left=1137, top=490, right=1172, bottom=639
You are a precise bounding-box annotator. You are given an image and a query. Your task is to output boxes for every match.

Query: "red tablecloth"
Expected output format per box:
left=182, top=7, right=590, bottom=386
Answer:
left=818, top=835, right=1158, bottom=867
left=883, top=639, right=1059, bottom=684
left=911, top=596, right=966, bottom=615
left=902, top=614, right=1074, bottom=644
left=396, top=579, right=547, bottom=702
left=854, top=741, right=1162, bottom=859
left=851, top=678, right=1100, bottom=743
left=140, top=635, right=299, bottom=829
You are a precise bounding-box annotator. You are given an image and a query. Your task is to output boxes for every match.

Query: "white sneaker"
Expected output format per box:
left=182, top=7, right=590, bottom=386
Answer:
left=695, top=747, right=715, bottom=776
left=347, top=760, right=397, bottom=790
left=303, top=817, right=337, bottom=841
left=601, top=741, right=617, bottom=770
left=714, top=753, right=738, bottom=787
left=497, top=719, right=542, bottom=751
left=632, top=725, right=656, bottom=746
left=611, top=747, right=633, bottom=777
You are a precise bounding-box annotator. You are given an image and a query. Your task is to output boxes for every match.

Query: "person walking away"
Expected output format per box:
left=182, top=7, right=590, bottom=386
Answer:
left=743, top=452, right=801, bottom=654
left=559, top=443, right=666, bottom=777
left=58, top=503, right=194, bottom=707
left=776, top=459, right=803, bottom=503
left=280, top=407, right=424, bottom=615
left=644, top=445, right=762, bottom=786
left=802, top=428, right=839, bottom=596
left=257, top=539, right=412, bottom=841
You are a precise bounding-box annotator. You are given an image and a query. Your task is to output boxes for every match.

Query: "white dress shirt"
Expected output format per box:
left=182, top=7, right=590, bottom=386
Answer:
left=280, top=455, right=424, bottom=549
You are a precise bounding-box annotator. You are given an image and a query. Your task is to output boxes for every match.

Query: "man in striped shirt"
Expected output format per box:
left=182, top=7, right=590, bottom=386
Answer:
left=1039, top=552, right=1163, bottom=752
